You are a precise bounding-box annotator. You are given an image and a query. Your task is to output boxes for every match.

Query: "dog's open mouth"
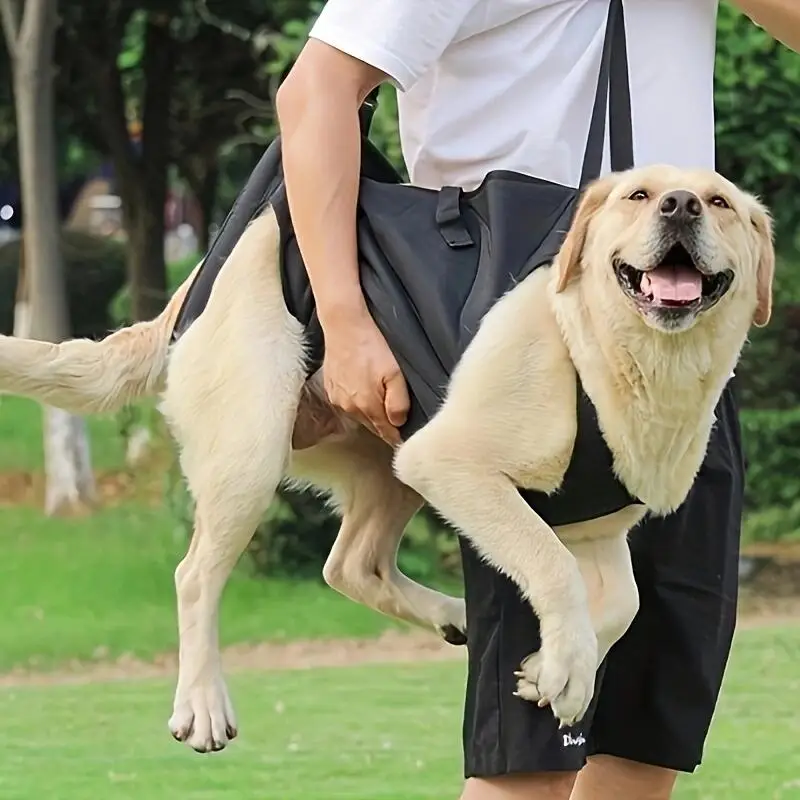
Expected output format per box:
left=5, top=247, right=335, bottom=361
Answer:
left=614, top=243, right=733, bottom=312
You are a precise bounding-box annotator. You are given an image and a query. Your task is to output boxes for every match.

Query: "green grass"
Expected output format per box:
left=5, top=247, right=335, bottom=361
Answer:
left=3, top=391, right=800, bottom=798
left=1, top=626, right=799, bottom=799
left=0, top=395, right=397, bottom=671
left=0, top=499, right=397, bottom=672
left=0, top=396, right=128, bottom=472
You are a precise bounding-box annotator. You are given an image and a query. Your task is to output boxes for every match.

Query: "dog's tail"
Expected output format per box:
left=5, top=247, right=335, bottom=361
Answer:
left=0, top=263, right=201, bottom=415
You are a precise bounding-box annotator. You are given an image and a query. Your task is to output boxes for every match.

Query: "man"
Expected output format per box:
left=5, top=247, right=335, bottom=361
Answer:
left=275, top=2, right=800, bottom=798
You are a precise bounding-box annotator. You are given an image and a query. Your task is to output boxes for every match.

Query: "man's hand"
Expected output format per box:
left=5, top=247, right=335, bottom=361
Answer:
left=731, top=0, right=800, bottom=53
left=276, top=42, right=407, bottom=442
left=323, top=311, right=410, bottom=446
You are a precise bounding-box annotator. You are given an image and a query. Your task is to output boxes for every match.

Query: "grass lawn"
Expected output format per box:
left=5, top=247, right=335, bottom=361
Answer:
left=1, top=626, right=799, bottom=800
left=0, top=396, right=128, bottom=473
left=3, top=397, right=800, bottom=798
left=0, top=498, right=400, bottom=672
left=0, top=396, right=397, bottom=673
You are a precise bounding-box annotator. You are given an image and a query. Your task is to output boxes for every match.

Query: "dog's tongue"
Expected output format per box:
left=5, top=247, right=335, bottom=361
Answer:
left=641, top=266, right=702, bottom=303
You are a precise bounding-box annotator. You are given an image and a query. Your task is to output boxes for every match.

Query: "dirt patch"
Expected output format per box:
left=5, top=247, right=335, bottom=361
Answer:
left=0, top=629, right=464, bottom=688
left=1, top=607, right=798, bottom=690
left=0, top=466, right=168, bottom=510
left=0, top=470, right=135, bottom=508
left=739, top=546, right=800, bottom=618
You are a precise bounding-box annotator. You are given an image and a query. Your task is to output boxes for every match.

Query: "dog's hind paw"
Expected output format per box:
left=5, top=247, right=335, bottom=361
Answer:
left=514, top=616, right=598, bottom=728
left=169, top=677, right=238, bottom=753
left=437, top=623, right=467, bottom=646
left=434, top=598, right=467, bottom=646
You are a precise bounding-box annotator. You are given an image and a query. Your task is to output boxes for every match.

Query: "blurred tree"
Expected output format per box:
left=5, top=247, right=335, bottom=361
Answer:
left=0, top=36, right=102, bottom=193
left=0, top=46, right=15, bottom=179
left=54, top=0, right=315, bottom=319
left=56, top=5, right=177, bottom=321
left=715, top=7, right=800, bottom=424
left=0, top=0, right=96, bottom=515
left=715, top=5, right=800, bottom=246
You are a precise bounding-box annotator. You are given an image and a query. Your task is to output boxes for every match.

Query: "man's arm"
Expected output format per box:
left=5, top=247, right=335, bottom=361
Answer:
left=277, top=0, right=481, bottom=330
left=275, top=0, right=480, bottom=444
left=276, top=44, right=409, bottom=444
left=731, top=0, right=800, bottom=52
left=276, top=41, right=383, bottom=337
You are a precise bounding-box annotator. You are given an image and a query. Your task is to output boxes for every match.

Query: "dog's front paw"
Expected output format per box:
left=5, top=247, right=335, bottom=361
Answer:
left=169, top=676, right=238, bottom=753
left=514, top=614, right=598, bottom=728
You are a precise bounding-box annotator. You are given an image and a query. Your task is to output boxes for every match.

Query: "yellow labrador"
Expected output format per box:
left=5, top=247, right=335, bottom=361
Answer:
left=0, top=165, right=773, bottom=752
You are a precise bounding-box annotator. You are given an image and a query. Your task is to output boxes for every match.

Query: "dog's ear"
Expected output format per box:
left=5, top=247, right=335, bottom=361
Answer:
left=750, top=202, right=775, bottom=328
left=555, top=176, right=616, bottom=293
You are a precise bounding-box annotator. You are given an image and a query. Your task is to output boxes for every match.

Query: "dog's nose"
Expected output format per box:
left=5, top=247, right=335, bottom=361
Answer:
left=659, top=190, right=703, bottom=223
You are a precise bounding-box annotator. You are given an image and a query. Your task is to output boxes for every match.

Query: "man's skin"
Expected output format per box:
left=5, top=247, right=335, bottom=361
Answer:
left=275, top=3, right=800, bottom=797
left=735, top=0, right=800, bottom=52
left=276, top=52, right=405, bottom=447
left=461, top=760, right=678, bottom=800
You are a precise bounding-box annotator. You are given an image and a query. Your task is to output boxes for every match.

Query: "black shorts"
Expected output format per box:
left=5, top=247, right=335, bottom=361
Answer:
left=461, top=382, right=744, bottom=777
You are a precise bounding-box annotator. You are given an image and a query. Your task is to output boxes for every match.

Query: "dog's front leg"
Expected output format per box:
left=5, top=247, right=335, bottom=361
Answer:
left=394, top=438, right=597, bottom=728
left=561, top=525, right=642, bottom=666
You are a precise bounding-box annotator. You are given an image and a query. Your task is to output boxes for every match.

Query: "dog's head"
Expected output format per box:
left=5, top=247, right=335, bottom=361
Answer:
left=554, top=165, right=775, bottom=334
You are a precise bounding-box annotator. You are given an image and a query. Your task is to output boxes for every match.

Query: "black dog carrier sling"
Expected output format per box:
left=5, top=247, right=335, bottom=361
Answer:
left=172, top=0, right=639, bottom=528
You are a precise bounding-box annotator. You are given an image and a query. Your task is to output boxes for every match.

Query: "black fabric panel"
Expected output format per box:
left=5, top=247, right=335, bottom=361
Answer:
left=279, top=166, right=639, bottom=527
left=171, top=140, right=284, bottom=341
left=171, top=133, right=401, bottom=346
left=355, top=172, right=577, bottom=438
left=168, top=0, right=638, bottom=528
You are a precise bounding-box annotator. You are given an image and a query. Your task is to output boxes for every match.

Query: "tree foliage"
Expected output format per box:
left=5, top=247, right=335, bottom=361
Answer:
left=52, top=0, right=318, bottom=319
left=715, top=6, right=800, bottom=245
left=0, top=230, right=127, bottom=338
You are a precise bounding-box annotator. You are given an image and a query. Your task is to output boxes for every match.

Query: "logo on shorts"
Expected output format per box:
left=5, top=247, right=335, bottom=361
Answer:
left=562, top=732, right=586, bottom=748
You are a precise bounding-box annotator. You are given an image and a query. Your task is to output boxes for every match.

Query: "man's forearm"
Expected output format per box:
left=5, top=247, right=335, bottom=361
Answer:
left=731, top=0, right=800, bottom=53
left=277, top=72, right=367, bottom=328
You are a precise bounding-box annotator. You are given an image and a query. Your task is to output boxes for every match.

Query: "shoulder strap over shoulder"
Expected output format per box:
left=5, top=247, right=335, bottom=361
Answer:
left=580, top=0, right=634, bottom=186
left=359, top=87, right=381, bottom=136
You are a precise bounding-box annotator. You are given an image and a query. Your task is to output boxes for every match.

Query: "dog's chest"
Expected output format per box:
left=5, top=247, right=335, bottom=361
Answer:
left=517, top=382, right=640, bottom=527
left=601, top=401, right=716, bottom=514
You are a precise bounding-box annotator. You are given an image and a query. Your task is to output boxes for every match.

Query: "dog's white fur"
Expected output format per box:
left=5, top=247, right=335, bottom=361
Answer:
left=0, top=166, right=773, bottom=751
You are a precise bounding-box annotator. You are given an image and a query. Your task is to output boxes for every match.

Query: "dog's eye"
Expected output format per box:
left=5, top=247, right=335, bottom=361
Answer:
left=628, top=189, right=649, bottom=202
left=710, top=195, right=731, bottom=209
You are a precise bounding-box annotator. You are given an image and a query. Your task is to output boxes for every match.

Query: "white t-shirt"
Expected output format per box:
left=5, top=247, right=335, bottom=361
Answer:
left=309, top=0, right=718, bottom=191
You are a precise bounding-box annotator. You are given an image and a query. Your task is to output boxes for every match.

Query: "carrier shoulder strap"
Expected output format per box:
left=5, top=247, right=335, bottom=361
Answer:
left=579, top=0, right=634, bottom=186
left=359, top=87, right=380, bottom=136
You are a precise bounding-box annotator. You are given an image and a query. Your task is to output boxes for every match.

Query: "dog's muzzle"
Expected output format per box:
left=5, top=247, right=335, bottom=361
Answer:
left=613, top=191, right=734, bottom=329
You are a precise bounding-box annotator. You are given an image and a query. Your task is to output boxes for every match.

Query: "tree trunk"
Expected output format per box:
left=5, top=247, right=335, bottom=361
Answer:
left=5, top=0, right=96, bottom=514
left=190, top=157, right=219, bottom=254
left=125, top=198, right=169, bottom=321
left=13, top=246, right=30, bottom=338
left=104, top=15, right=176, bottom=323
left=42, top=408, right=94, bottom=514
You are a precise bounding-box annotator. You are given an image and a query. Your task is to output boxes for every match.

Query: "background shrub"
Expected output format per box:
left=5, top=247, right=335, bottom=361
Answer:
left=110, top=253, right=199, bottom=325
left=741, top=408, right=800, bottom=511
left=0, top=231, right=126, bottom=339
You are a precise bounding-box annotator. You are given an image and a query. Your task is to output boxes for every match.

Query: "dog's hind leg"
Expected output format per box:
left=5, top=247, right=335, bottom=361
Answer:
left=290, top=429, right=466, bottom=642
left=164, top=333, right=305, bottom=752
left=160, top=211, right=307, bottom=753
